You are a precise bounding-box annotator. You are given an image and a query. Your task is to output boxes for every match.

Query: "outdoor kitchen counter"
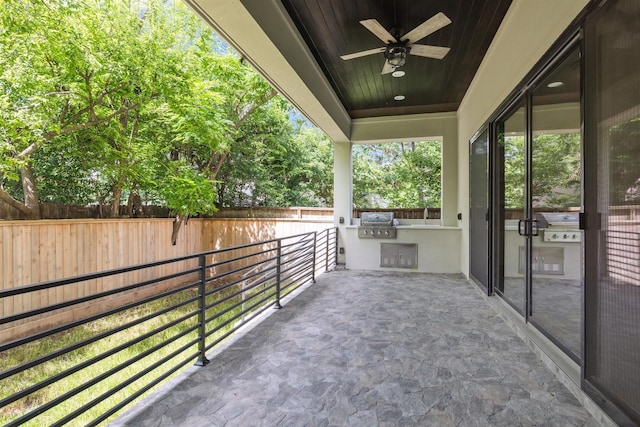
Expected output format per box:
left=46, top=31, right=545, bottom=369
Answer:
left=344, top=225, right=461, bottom=273
left=394, top=225, right=461, bottom=229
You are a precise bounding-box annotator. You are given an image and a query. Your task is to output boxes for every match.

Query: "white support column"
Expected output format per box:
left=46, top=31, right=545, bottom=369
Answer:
left=441, top=118, right=459, bottom=227
left=333, top=140, right=352, bottom=264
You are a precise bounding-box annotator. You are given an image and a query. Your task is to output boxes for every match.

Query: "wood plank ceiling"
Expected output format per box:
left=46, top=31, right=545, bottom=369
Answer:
left=280, top=0, right=513, bottom=119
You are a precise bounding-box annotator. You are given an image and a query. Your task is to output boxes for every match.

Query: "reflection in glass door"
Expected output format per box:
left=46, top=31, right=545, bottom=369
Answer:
left=496, top=103, right=527, bottom=315
left=530, top=48, right=582, bottom=360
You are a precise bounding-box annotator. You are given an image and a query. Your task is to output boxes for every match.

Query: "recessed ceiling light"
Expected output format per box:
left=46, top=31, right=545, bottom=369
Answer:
left=392, top=70, right=406, bottom=78
left=547, top=81, right=564, bottom=88
left=394, top=95, right=405, bottom=101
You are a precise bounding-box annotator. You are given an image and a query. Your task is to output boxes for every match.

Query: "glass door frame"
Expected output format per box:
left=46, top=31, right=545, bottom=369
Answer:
left=527, top=41, right=583, bottom=363
left=491, top=95, right=532, bottom=317
left=491, top=35, right=584, bottom=356
left=469, top=126, right=492, bottom=295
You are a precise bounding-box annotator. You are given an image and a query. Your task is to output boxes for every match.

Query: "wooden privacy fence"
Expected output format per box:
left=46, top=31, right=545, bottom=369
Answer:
left=0, top=217, right=332, bottom=342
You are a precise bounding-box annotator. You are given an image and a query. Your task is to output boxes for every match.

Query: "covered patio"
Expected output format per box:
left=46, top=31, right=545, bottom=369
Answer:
left=112, top=270, right=603, bottom=426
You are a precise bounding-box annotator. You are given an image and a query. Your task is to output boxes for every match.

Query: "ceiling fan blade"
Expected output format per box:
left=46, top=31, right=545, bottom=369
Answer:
left=340, top=47, right=386, bottom=60
left=360, top=19, right=397, bottom=44
left=381, top=60, right=396, bottom=75
left=409, top=44, right=451, bottom=59
left=400, top=12, right=451, bottom=44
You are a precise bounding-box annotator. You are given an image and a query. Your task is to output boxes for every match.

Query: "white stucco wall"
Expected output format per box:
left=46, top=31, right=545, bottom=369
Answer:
left=350, top=112, right=458, bottom=226
left=456, top=0, right=589, bottom=277
left=333, top=141, right=352, bottom=264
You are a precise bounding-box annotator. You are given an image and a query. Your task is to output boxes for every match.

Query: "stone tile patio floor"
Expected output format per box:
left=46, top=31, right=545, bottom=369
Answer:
left=112, top=270, right=602, bottom=426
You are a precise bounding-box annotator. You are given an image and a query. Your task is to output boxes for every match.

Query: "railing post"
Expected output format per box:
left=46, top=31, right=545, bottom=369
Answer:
left=325, top=229, right=330, bottom=272
left=274, top=240, right=282, bottom=309
left=334, top=227, right=339, bottom=267
left=312, top=232, right=317, bottom=283
left=195, top=254, right=210, bottom=366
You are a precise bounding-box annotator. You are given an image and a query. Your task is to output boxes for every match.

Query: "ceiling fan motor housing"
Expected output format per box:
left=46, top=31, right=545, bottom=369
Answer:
left=384, top=43, right=409, bottom=67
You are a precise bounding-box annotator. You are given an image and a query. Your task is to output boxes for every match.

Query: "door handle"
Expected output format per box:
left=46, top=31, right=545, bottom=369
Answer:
left=531, top=220, right=539, bottom=236
left=518, top=219, right=525, bottom=236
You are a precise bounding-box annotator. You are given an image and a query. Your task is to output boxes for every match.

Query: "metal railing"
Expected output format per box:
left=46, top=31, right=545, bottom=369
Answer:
left=0, top=227, right=337, bottom=426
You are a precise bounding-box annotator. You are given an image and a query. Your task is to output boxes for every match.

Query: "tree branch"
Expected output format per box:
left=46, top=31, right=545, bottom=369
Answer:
left=234, top=89, right=277, bottom=129
left=0, top=186, right=30, bottom=216
left=18, top=102, right=141, bottom=159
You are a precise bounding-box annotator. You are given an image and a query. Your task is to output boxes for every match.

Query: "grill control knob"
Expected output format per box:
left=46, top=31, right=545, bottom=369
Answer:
left=552, top=233, right=558, bottom=239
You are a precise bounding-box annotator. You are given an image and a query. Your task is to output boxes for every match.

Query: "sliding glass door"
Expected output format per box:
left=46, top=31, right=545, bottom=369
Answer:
left=495, top=102, right=527, bottom=315
left=492, top=45, right=583, bottom=361
left=470, top=129, right=490, bottom=291
left=529, top=48, right=582, bottom=360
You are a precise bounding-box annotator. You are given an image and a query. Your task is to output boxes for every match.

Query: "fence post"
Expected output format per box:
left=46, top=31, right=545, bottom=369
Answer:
left=195, top=254, right=210, bottom=366
left=312, top=232, right=317, bottom=283
left=274, top=240, right=282, bottom=309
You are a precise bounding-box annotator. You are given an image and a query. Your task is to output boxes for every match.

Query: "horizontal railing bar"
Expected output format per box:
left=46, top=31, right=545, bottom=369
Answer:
left=0, top=268, right=200, bottom=325
left=238, top=279, right=277, bottom=301
left=85, top=350, right=197, bottom=427
left=282, top=248, right=313, bottom=265
left=0, top=296, right=198, bottom=382
left=0, top=261, right=200, bottom=299
left=282, top=261, right=312, bottom=283
left=0, top=231, right=315, bottom=299
left=202, top=253, right=319, bottom=352
left=204, top=282, right=278, bottom=329
left=281, top=272, right=313, bottom=292
left=280, top=251, right=313, bottom=269
left=238, top=282, right=279, bottom=308
left=204, top=291, right=278, bottom=351
left=0, top=280, right=198, bottom=353
left=204, top=270, right=278, bottom=310
left=52, top=339, right=199, bottom=427
left=281, top=266, right=313, bottom=288
left=281, top=252, right=314, bottom=275
left=197, top=231, right=315, bottom=259
left=282, top=255, right=313, bottom=274
left=212, top=260, right=279, bottom=291
left=204, top=245, right=278, bottom=270
left=205, top=272, right=278, bottom=315
left=280, top=237, right=315, bottom=253
left=203, top=255, right=279, bottom=290
left=3, top=320, right=199, bottom=423
left=205, top=284, right=278, bottom=334
left=281, top=248, right=313, bottom=264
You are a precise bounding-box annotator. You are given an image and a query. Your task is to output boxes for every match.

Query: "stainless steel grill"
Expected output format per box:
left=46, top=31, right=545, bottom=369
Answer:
left=536, top=212, right=580, bottom=242
left=358, top=212, right=397, bottom=239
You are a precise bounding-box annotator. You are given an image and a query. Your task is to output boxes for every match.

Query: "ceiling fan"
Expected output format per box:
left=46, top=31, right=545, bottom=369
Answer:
left=340, top=12, right=452, bottom=74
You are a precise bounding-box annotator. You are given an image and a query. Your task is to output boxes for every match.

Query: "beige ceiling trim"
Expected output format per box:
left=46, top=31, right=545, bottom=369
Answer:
left=351, top=112, right=457, bottom=144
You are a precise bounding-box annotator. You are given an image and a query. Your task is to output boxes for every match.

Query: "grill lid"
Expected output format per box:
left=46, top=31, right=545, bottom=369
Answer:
left=360, top=212, right=394, bottom=226
left=536, top=212, right=579, bottom=228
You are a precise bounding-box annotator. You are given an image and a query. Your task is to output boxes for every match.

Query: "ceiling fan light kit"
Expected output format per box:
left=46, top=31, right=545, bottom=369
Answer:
left=340, top=11, right=452, bottom=75
left=384, top=44, right=408, bottom=67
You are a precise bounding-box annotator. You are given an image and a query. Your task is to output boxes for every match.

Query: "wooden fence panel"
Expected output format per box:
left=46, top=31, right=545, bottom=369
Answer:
left=0, top=217, right=332, bottom=342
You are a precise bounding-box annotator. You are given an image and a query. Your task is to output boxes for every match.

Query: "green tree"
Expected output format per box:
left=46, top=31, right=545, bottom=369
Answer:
left=352, top=142, right=441, bottom=208
left=0, top=0, right=199, bottom=218
left=216, top=104, right=333, bottom=207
